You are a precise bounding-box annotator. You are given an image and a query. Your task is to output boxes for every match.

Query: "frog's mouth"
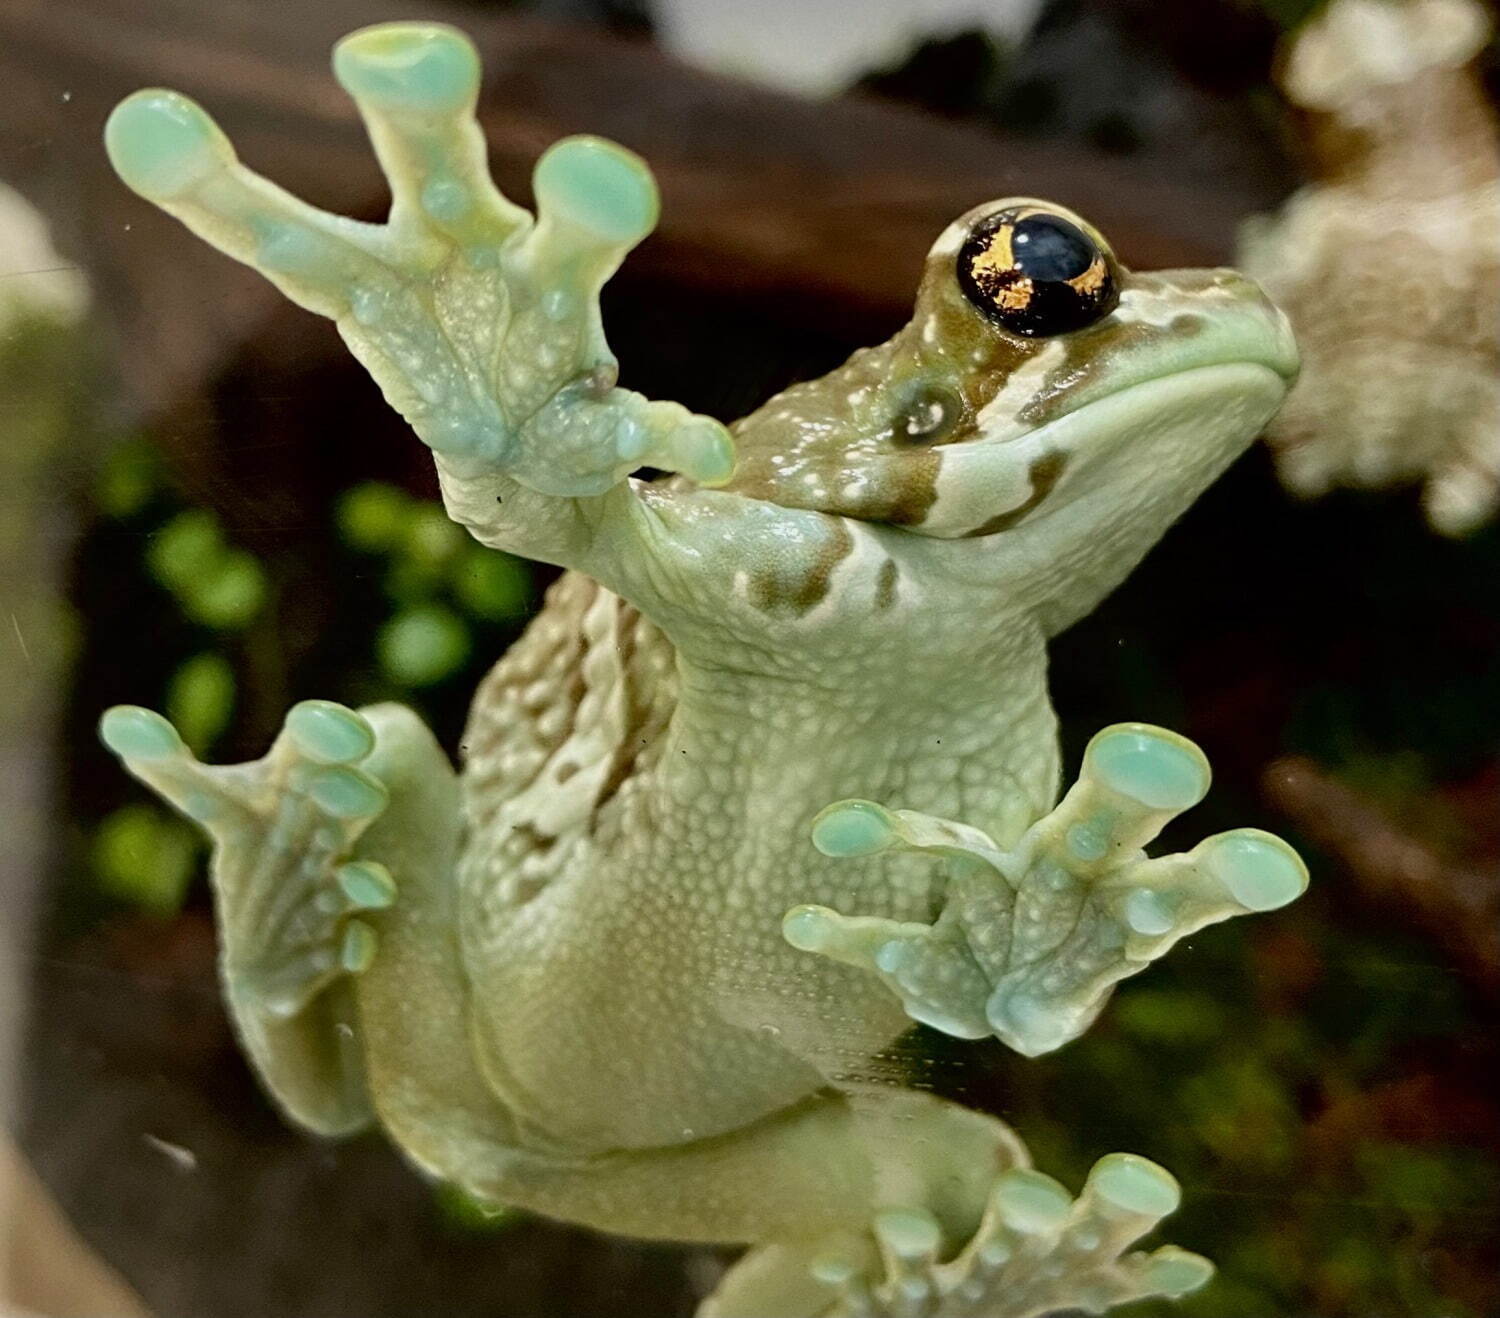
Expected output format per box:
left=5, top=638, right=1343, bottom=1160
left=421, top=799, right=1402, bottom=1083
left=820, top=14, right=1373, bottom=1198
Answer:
left=913, top=357, right=1296, bottom=539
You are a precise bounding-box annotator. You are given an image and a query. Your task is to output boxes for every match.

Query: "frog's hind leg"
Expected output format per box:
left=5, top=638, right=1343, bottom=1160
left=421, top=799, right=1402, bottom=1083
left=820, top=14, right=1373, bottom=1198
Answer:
left=694, top=1089, right=1213, bottom=1318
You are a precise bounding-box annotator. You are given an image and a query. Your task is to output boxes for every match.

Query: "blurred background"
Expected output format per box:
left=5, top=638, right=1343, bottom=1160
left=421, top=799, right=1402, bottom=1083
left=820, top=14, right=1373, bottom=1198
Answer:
left=0, top=0, right=1497, bottom=1314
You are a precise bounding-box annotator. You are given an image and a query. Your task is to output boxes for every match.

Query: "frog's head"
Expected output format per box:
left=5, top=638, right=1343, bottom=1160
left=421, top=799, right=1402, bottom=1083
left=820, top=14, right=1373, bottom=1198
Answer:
left=722, top=199, right=1298, bottom=630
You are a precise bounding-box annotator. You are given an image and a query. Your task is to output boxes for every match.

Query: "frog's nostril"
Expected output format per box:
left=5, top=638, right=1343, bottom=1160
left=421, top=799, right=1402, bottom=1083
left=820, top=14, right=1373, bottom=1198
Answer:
left=894, top=385, right=961, bottom=446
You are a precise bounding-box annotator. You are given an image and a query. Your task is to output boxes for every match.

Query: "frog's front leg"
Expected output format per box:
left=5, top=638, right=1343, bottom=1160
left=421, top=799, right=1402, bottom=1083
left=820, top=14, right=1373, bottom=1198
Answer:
left=784, top=723, right=1308, bottom=1057
left=105, top=22, right=733, bottom=570
left=98, top=698, right=494, bottom=1143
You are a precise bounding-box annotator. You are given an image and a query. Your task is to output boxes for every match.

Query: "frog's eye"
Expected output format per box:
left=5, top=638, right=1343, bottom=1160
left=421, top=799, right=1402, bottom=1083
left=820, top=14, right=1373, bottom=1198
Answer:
left=956, top=207, right=1119, bottom=338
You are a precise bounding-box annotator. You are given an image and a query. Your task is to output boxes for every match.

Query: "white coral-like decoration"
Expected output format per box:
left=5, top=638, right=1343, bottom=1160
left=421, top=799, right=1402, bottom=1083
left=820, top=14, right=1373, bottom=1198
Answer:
left=1240, top=0, right=1500, bottom=536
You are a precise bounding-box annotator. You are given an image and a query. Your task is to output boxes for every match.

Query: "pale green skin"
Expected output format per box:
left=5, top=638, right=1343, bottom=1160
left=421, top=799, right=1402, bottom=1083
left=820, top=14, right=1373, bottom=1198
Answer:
left=98, top=23, right=1306, bottom=1318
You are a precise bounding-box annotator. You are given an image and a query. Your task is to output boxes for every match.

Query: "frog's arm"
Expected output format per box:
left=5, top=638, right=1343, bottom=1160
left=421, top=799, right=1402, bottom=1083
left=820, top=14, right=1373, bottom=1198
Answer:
left=104, top=22, right=734, bottom=580
left=786, top=723, right=1309, bottom=1057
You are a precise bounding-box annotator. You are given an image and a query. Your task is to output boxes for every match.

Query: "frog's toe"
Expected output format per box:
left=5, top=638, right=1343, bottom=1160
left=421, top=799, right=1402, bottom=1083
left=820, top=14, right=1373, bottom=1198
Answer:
left=1106, top=826, right=1308, bottom=953
left=806, top=1156, right=1213, bottom=1317
left=1041, top=724, right=1211, bottom=868
left=284, top=700, right=377, bottom=766
left=272, top=704, right=388, bottom=844
left=333, top=23, right=479, bottom=115
left=332, top=24, right=528, bottom=245
left=811, top=800, right=900, bottom=858
left=533, top=136, right=659, bottom=248
left=642, top=411, right=737, bottom=488
left=1085, top=723, right=1209, bottom=814
left=336, top=859, right=398, bottom=911
left=105, top=91, right=232, bottom=202
left=811, top=799, right=1007, bottom=867
left=99, top=705, right=250, bottom=830
left=1200, top=828, right=1309, bottom=912
left=107, top=86, right=393, bottom=320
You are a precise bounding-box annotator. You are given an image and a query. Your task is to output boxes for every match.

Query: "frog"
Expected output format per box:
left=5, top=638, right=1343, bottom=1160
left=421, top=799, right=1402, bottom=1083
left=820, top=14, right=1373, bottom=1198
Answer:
left=97, top=22, right=1305, bottom=1318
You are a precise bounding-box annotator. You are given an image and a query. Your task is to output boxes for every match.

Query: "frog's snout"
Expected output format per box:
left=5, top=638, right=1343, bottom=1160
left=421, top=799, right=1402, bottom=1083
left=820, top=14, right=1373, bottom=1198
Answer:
left=1204, top=267, right=1300, bottom=385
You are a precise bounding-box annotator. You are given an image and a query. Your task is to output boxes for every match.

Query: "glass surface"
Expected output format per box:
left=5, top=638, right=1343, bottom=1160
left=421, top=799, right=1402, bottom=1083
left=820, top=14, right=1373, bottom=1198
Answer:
left=1, top=2, right=1496, bottom=1316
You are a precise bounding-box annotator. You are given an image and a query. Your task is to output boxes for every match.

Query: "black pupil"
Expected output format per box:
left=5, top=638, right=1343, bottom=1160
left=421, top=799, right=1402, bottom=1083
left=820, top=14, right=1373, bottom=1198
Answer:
left=956, top=207, right=1118, bottom=338
left=1011, top=216, right=1094, bottom=282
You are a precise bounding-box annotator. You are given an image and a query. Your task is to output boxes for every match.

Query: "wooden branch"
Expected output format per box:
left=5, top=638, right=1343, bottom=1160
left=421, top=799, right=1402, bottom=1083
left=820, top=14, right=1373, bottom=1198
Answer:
left=1264, top=755, right=1500, bottom=999
left=0, top=0, right=1283, bottom=416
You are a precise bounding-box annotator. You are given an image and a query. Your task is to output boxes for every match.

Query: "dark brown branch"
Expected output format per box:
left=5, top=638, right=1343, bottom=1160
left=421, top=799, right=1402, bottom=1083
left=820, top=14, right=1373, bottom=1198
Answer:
left=1264, top=755, right=1500, bottom=999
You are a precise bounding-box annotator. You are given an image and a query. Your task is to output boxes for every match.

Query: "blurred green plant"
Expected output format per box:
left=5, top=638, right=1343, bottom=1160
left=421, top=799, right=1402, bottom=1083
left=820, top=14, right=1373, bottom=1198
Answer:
left=83, top=462, right=535, bottom=927
left=166, top=652, right=236, bottom=755
left=147, top=509, right=267, bottom=632
left=91, top=802, right=198, bottom=916
left=338, top=481, right=530, bottom=688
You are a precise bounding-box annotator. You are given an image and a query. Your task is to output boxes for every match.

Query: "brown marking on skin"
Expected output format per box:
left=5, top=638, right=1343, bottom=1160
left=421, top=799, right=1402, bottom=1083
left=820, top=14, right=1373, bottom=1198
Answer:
left=511, top=822, right=557, bottom=856
left=1018, top=309, right=1208, bottom=428
left=880, top=449, right=942, bottom=524
left=961, top=451, right=1070, bottom=537
left=722, top=339, right=947, bottom=526
left=874, top=558, right=899, bottom=610
left=748, top=518, right=855, bottom=617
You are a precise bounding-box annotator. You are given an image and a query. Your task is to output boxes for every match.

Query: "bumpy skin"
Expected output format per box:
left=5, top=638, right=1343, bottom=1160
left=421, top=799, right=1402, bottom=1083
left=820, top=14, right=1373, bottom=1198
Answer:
left=99, top=23, right=1304, bottom=1318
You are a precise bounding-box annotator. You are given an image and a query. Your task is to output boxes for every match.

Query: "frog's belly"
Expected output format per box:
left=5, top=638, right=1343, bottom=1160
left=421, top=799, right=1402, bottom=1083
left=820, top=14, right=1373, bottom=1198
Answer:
left=448, top=571, right=1058, bottom=1154
left=455, top=790, right=931, bottom=1155
left=453, top=720, right=1055, bottom=1155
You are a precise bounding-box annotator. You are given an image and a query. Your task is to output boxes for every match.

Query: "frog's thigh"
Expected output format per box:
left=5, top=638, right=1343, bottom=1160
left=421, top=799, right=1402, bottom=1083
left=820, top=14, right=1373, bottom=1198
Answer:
left=697, top=1090, right=1026, bottom=1317
left=346, top=704, right=527, bottom=1159
left=487, top=1089, right=1017, bottom=1261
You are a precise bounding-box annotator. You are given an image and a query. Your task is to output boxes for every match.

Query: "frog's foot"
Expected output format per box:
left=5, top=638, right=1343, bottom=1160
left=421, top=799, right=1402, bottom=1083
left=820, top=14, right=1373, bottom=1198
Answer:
left=103, top=23, right=733, bottom=496
left=99, top=701, right=396, bottom=1017
left=810, top=1155, right=1212, bottom=1318
left=784, top=723, right=1308, bottom=1056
